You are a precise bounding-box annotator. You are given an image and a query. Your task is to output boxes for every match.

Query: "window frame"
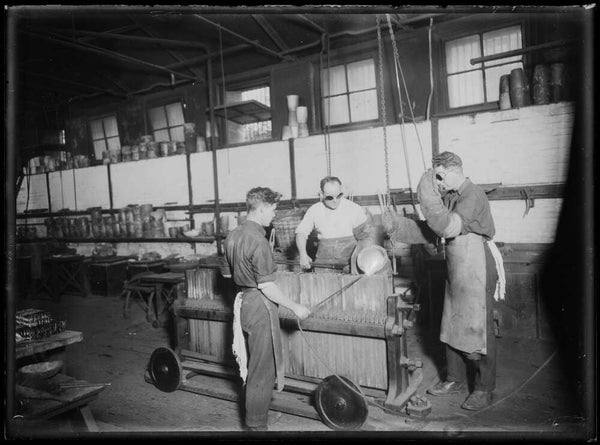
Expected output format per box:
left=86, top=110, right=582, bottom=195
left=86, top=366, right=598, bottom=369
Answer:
left=319, top=56, right=381, bottom=130
left=215, top=76, right=275, bottom=148
left=436, top=20, right=528, bottom=116
left=88, top=114, right=121, bottom=161
left=147, top=100, right=186, bottom=143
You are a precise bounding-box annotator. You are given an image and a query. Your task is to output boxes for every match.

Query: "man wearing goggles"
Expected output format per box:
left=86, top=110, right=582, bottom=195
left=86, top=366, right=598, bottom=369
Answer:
left=295, top=176, right=373, bottom=273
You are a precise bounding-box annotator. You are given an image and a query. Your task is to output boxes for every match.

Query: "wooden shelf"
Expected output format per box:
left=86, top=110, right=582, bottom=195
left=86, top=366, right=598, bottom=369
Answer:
left=17, top=236, right=224, bottom=244
left=210, top=100, right=271, bottom=125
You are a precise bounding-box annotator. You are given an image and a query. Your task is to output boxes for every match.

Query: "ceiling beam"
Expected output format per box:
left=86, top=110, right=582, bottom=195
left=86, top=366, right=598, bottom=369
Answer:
left=192, top=14, right=293, bottom=61
left=296, top=14, right=326, bottom=34
left=165, top=44, right=251, bottom=70
left=23, top=70, right=127, bottom=97
left=128, top=16, right=204, bottom=79
left=22, top=29, right=198, bottom=82
left=37, top=25, right=219, bottom=50
left=252, top=15, right=289, bottom=51
left=77, top=24, right=141, bottom=43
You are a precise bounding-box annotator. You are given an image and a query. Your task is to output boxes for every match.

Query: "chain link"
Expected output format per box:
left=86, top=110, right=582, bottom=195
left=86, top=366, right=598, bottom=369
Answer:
left=376, top=15, right=390, bottom=202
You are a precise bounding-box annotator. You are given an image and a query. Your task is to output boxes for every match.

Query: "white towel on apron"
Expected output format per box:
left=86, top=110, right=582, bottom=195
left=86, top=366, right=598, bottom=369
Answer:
left=232, top=292, right=248, bottom=384
left=487, top=240, right=506, bottom=301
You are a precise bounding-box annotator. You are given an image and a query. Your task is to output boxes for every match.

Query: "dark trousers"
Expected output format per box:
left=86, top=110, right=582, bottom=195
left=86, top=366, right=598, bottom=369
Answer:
left=446, top=242, right=498, bottom=392
left=241, top=292, right=275, bottom=428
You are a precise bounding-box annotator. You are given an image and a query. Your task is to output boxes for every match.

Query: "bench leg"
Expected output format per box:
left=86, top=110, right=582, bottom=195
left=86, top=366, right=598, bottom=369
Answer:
left=78, top=405, right=99, bottom=432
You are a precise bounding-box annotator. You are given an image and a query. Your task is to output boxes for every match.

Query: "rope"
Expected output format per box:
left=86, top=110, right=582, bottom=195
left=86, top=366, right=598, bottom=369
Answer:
left=426, top=18, right=434, bottom=121
left=320, top=34, right=332, bottom=176
left=386, top=14, right=427, bottom=173
left=376, top=15, right=391, bottom=203
left=218, top=28, right=231, bottom=175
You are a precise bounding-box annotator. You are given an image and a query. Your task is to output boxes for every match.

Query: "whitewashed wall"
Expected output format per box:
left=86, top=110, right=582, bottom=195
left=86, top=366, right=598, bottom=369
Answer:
left=294, top=122, right=431, bottom=199
left=17, top=102, right=574, bottom=247
left=437, top=102, right=574, bottom=185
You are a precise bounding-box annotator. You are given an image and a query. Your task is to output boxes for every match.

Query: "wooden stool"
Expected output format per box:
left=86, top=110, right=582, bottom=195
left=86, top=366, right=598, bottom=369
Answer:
left=139, top=272, right=186, bottom=328
left=121, top=272, right=157, bottom=323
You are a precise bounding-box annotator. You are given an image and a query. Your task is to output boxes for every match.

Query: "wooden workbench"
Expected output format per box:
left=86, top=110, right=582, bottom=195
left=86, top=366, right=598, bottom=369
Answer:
left=16, top=330, right=83, bottom=360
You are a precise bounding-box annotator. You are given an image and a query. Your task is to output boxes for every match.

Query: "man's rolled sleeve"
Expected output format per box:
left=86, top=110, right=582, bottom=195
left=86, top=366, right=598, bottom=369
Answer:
left=252, top=242, right=278, bottom=284
left=295, top=208, right=314, bottom=237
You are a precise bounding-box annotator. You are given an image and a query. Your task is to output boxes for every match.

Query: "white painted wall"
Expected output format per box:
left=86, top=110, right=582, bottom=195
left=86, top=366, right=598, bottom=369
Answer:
left=17, top=102, right=575, bottom=247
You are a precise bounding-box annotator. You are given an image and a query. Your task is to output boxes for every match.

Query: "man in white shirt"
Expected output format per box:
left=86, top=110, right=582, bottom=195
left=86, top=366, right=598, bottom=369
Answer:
left=295, top=176, right=371, bottom=273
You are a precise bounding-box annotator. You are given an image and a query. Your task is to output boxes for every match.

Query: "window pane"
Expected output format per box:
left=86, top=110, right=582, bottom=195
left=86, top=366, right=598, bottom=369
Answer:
left=169, top=125, right=184, bottom=142
left=90, top=119, right=105, bottom=140
left=445, top=34, right=482, bottom=74
left=483, top=25, right=523, bottom=66
left=149, top=106, right=168, bottom=130
left=241, top=86, right=271, bottom=106
left=448, top=71, right=485, bottom=108
left=165, top=102, right=185, bottom=126
left=106, top=136, right=121, bottom=151
left=485, top=61, right=524, bottom=102
left=225, top=90, right=244, bottom=105
left=93, top=140, right=106, bottom=160
left=103, top=116, right=119, bottom=137
left=321, top=65, right=347, bottom=96
left=349, top=90, right=378, bottom=122
left=153, top=129, right=170, bottom=142
left=347, top=59, right=376, bottom=92
left=322, top=96, right=349, bottom=126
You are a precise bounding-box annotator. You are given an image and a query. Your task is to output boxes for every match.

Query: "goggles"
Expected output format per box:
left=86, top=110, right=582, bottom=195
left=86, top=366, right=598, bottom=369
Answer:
left=324, top=192, right=344, bottom=201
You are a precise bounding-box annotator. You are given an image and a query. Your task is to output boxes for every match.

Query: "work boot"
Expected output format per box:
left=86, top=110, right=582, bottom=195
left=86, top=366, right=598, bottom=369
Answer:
left=426, top=380, right=466, bottom=396
left=461, top=390, right=492, bottom=411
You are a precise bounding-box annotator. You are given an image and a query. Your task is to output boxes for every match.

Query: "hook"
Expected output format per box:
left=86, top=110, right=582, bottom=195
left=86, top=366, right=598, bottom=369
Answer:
left=520, top=188, right=535, bottom=217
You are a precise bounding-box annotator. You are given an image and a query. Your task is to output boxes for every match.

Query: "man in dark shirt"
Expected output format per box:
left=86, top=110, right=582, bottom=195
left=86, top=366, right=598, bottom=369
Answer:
left=417, top=151, right=504, bottom=411
left=224, top=187, right=310, bottom=431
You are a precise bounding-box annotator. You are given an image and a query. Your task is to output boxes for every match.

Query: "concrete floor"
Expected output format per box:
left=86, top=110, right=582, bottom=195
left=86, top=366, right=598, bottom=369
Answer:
left=8, top=290, right=592, bottom=440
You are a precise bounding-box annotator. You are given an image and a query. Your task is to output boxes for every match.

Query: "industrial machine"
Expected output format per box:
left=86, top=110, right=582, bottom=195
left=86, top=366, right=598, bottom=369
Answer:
left=146, top=253, right=430, bottom=430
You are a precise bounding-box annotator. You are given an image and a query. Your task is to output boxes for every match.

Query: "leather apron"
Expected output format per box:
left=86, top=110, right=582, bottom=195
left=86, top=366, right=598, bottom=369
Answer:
left=439, top=232, right=488, bottom=355
left=315, top=236, right=357, bottom=268
left=243, top=288, right=286, bottom=391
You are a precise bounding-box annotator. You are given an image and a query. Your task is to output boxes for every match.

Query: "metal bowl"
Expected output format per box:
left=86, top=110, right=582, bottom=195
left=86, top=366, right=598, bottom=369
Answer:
left=356, top=245, right=389, bottom=275
left=19, top=360, right=63, bottom=380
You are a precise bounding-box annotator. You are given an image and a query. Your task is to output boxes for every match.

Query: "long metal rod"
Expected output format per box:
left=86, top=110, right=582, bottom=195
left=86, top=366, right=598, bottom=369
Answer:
left=77, top=24, right=141, bottom=43
left=192, top=14, right=292, bottom=61
left=470, top=39, right=577, bottom=65
left=22, top=30, right=196, bottom=81
left=166, top=44, right=250, bottom=70
left=252, top=14, right=290, bottom=51
left=38, top=25, right=220, bottom=49
left=23, top=70, right=126, bottom=97
left=207, top=57, right=222, bottom=255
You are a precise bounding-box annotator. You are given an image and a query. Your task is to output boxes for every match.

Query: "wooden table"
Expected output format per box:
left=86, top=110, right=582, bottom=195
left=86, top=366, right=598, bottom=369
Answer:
left=14, top=330, right=106, bottom=432
left=139, top=272, right=185, bottom=327
left=14, top=374, right=106, bottom=432
left=17, top=330, right=83, bottom=361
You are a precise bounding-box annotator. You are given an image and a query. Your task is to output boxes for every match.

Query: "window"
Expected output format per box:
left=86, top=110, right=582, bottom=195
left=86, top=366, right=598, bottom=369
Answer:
left=223, top=85, right=272, bottom=145
left=445, top=25, right=523, bottom=108
left=59, top=129, right=65, bottom=145
left=148, top=102, right=185, bottom=143
left=89, top=115, right=121, bottom=160
left=321, top=58, right=378, bottom=126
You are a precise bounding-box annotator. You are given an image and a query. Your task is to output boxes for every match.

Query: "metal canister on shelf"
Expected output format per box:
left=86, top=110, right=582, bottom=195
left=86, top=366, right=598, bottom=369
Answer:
left=159, top=142, right=169, bottom=157
left=89, top=207, right=103, bottom=223
left=121, top=145, right=132, bottom=162
left=126, top=222, right=135, bottom=238
left=499, top=74, right=511, bottom=110
left=140, top=204, right=153, bottom=222
left=510, top=68, right=529, bottom=108
left=131, top=145, right=140, bottom=161
left=104, top=216, right=114, bottom=238
left=532, top=64, right=551, bottom=105
left=140, top=135, right=154, bottom=144
left=550, top=63, right=565, bottom=103
left=176, top=141, right=186, bottom=155
left=168, top=141, right=178, bottom=156
left=147, top=142, right=158, bottom=159
left=138, top=143, right=148, bottom=160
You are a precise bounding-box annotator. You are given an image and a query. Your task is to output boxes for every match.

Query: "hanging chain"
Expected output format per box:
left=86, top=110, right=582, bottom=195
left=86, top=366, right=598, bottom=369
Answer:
left=376, top=15, right=390, bottom=203
left=386, top=14, right=427, bottom=172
